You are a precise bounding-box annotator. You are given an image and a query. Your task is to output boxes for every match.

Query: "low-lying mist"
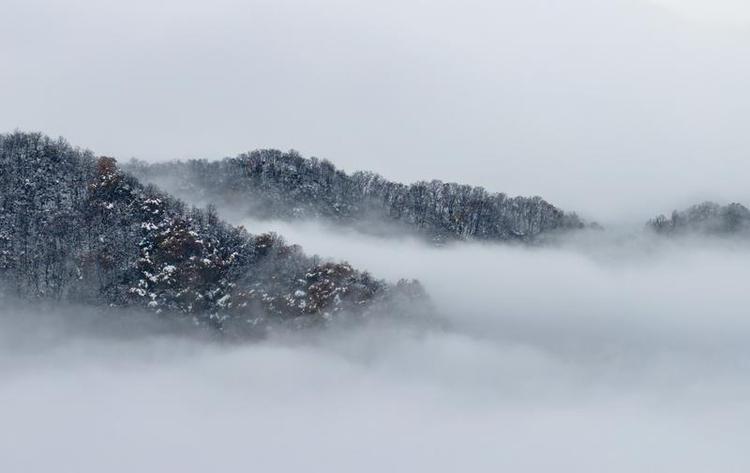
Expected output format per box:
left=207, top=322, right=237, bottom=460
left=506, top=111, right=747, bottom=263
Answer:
left=2, top=221, right=749, bottom=472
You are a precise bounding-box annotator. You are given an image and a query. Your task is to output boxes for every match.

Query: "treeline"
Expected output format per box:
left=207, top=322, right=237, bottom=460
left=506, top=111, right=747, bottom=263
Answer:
left=0, top=132, right=420, bottom=334
left=647, top=201, right=750, bottom=237
left=127, top=150, right=585, bottom=243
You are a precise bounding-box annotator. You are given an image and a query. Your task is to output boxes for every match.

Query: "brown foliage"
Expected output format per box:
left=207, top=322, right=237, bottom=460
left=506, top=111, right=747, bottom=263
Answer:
left=96, top=156, right=118, bottom=176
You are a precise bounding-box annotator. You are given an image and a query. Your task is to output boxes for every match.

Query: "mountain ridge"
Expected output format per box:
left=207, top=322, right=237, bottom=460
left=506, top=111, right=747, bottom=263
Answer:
left=126, top=149, right=587, bottom=243
left=0, top=132, right=422, bottom=335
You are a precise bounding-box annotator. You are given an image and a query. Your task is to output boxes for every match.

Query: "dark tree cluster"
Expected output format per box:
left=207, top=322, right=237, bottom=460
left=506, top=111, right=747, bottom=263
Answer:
left=647, top=201, right=750, bottom=237
left=127, top=149, right=585, bottom=243
left=0, top=132, right=419, bottom=333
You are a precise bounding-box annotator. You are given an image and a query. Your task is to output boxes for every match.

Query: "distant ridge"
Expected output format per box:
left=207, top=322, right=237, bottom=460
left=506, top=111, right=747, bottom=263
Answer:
left=127, top=149, right=586, bottom=243
left=647, top=201, right=750, bottom=237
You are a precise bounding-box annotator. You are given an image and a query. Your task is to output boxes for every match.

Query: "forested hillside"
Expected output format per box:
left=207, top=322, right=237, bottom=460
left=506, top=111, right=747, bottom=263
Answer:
left=0, top=132, right=421, bottom=333
left=647, top=201, right=750, bottom=237
left=127, top=150, right=585, bottom=243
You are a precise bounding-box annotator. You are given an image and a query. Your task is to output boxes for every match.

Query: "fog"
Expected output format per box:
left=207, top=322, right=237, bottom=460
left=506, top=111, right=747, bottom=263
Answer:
left=3, top=0, right=750, bottom=221
left=3, top=222, right=750, bottom=472
left=4, top=0, right=750, bottom=468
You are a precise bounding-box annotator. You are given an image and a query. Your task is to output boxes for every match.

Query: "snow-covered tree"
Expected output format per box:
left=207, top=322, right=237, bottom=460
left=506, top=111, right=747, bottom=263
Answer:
left=127, top=149, right=586, bottom=244
left=0, top=132, right=421, bottom=334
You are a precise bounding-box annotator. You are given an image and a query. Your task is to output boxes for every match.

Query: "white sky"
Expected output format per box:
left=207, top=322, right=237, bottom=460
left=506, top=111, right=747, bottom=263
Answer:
left=2, top=0, right=749, bottom=222
left=651, top=0, right=750, bottom=25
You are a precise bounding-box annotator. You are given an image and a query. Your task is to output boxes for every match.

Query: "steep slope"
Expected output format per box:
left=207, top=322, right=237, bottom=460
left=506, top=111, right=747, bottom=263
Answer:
left=647, top=201, right=750, bottom=237
left=0, top=132, right=421, bottom=333
left=127, top=150, right=585, bottom=243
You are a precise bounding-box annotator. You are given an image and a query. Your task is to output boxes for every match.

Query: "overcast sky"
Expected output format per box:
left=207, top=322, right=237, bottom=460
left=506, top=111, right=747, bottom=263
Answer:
left=2, top=0, right=749, bottom=221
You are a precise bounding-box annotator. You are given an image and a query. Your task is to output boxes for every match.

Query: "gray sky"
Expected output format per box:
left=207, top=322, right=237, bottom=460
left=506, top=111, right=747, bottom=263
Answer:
left=2, top=0, right=749, bottom=221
